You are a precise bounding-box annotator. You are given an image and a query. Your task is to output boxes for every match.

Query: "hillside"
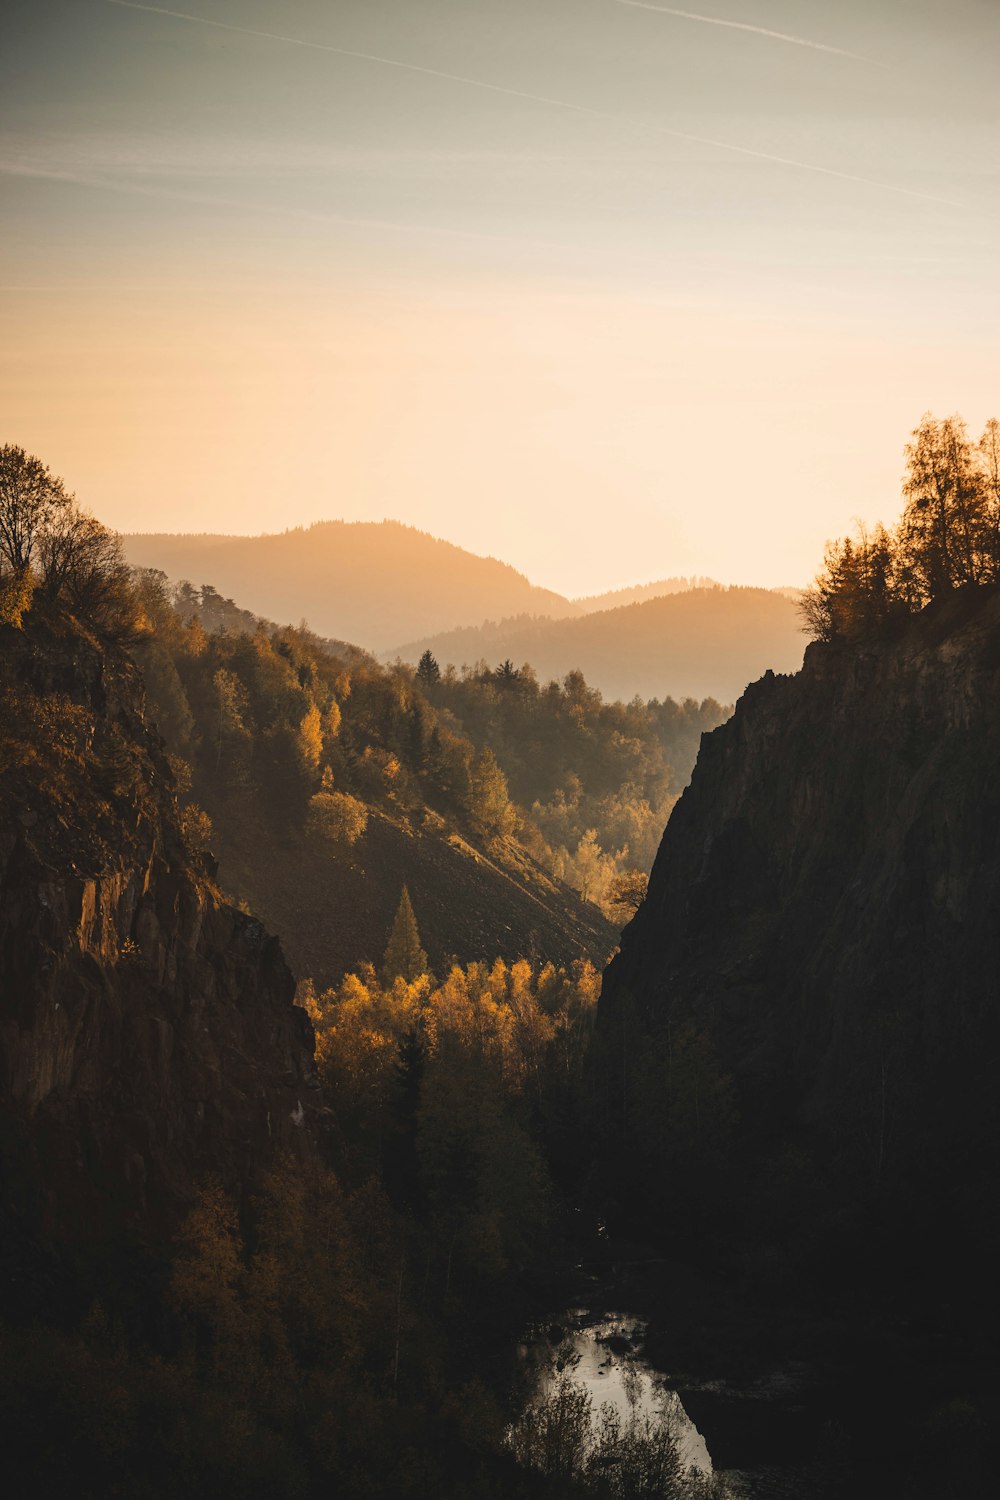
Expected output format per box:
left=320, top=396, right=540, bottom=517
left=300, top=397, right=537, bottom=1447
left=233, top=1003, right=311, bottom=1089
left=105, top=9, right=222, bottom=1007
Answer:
left=211, top=806, right=614, bottom=989
left=122, top=521, right=580, bottom=651
left=133, top=578, right=617, bottom=988
left=597, top=585, right=1000, bottom=1315
left=573, top=575, right=718, bottom=612
left=392, top=586, right=805, bottom=703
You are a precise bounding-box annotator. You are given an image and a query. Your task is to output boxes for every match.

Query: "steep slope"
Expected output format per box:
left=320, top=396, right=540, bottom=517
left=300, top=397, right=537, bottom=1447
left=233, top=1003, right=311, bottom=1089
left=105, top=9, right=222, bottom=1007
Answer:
left=598, top=585, right=1000, bottom=1296
left=129, top=582, right=618, bottom=988
left=392, top=587, right=804, bottom=703
left=211, top=806, right=617, bottom=989
left=0, top=611, right=318, bottom=1280
left=123, top=521, right=579, bottom=650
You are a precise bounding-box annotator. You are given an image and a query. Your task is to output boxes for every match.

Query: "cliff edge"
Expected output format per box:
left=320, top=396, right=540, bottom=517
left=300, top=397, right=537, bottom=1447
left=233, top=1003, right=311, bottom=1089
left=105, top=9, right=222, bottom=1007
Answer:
left=0, top=610, right=319, bottom=1292
left=599, top=585, right=1000, bottom=1298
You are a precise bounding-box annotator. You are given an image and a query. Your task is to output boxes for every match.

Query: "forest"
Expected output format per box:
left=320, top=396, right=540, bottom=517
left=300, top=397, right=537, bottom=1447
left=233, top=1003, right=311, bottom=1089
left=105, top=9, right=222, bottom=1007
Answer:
left=3, top=422, right=1000, bottom=1497
left=0, top=443, right=732, bottom=1496
left=130, top=567, right=725, bottom=933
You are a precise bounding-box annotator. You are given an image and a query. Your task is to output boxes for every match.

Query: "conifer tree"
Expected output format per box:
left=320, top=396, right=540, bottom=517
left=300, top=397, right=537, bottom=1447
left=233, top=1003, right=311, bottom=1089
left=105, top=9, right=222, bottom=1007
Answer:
left=416, top=649, right=440, bottom=687
left=382, top=886, right=428, bottom=984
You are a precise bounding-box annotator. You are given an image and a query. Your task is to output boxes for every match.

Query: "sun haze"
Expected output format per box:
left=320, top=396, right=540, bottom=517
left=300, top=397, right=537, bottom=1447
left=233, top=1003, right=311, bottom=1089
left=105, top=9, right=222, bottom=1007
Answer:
left=2, top=0, right=998, bottom=594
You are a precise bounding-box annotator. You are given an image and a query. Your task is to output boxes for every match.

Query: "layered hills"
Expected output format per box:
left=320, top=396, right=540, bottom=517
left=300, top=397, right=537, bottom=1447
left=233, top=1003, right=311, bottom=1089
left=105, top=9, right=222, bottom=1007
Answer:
left=122, top=520, right=580, bottom=652
left=393, top=586, right=805, bottom=704
left=121, top=525, right=779, bottom=698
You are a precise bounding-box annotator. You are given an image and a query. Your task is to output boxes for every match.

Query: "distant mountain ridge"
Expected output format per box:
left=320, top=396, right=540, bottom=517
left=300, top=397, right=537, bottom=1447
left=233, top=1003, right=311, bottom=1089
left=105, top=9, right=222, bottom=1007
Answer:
left=574, top=576, right=718, bottom=612
left=123, top=520, right=582, bottom=653
left=390, top=586, right=805, bottom=704
left=123, top=521, right=795, bottom=668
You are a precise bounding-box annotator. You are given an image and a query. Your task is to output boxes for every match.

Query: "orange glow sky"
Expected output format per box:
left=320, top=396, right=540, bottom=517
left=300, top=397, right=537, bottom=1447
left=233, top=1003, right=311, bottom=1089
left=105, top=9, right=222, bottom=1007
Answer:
left=3, top=1, right=999, bottom=594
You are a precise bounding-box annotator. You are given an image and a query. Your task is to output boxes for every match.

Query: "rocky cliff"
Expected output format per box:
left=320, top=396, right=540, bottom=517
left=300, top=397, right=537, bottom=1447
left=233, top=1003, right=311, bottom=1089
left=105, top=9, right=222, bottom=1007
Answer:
left=0, top=611, right=319, bottom=1291
left=599, top=585, right=1000, bottom=1292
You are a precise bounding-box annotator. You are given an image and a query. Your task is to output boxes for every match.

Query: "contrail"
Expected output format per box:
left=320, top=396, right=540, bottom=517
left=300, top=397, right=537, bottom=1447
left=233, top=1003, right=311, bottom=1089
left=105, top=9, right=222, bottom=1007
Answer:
left=612, top=0, right=870, bottom=61
left=105, top=1, right=610, bottom=119
left=105, top=1, right=955, bottom=208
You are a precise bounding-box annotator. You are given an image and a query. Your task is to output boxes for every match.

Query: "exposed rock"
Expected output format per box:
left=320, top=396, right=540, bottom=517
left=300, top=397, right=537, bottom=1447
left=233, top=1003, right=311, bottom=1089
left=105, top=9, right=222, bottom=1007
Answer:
left=0, top=612, right=319, bottom=1272
left=599, top=586, right=1000, bottom=1287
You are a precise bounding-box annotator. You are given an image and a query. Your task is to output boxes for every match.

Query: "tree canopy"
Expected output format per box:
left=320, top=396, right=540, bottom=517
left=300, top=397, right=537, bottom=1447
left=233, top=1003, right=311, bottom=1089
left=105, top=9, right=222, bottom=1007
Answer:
left=0, top=444, right=142, bottom=640
left=801, top=413, right=1000, bottom=643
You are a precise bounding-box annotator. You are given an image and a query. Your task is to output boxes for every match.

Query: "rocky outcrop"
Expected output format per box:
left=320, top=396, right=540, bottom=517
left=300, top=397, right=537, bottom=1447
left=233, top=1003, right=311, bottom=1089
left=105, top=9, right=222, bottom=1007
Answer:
left=0, top=612, right=319, bottom=1269
left=599, top=586, right=1000, bottom=1282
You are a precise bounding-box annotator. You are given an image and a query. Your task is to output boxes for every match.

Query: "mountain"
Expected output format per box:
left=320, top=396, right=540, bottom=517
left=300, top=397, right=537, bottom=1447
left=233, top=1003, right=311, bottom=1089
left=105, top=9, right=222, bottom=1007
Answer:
left=596, top=585, right=1000, bottom=1311
left=391, top=587, right=805, bottom=704
left=573, top=575, right=718, bottom=612
left=122, top=521, right=580, bottom=652
left=0, top=605, right=319, bottom=1279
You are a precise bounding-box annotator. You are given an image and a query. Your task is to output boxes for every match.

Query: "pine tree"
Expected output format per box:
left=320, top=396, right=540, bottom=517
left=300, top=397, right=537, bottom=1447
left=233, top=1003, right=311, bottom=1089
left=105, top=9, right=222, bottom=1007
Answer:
left=416, top=649, right=440, bottom=688
left=382, top=886, right=428, bottom=985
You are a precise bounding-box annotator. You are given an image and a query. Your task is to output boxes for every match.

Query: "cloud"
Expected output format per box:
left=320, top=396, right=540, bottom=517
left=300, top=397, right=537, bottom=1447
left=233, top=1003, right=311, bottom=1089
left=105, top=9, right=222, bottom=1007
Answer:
left=0, top=129, right=656, bottom=181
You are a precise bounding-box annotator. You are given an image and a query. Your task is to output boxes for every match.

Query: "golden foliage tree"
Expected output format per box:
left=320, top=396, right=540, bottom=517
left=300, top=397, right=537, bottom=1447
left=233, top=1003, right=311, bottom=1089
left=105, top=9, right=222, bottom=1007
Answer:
left=381, top=886, right=428, bottom=985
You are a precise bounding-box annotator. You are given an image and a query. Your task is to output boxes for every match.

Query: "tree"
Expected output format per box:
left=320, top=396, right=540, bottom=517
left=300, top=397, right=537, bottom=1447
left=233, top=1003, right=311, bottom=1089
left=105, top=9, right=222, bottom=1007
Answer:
left=382, top=886, right=428, bottom=984
left=900, top=413, right=986, bottom=593
left=41, top=508, right=143, bottom=641
left=799, top=522, right=904, bottom=643
left=978, top=417, right=1000, bottom=581
left=306, top=788, right=368, bottom=845
left=0, top=567, right=35, bottom=628
left=468, top=747, right=518, bottom=838
left=297, top=702, right=323, bottom=776
left=608, top=868, right=649, bottom=915
left=0, top=444, right=72, bottom=574
left=416, top=649, right=440, bottom=688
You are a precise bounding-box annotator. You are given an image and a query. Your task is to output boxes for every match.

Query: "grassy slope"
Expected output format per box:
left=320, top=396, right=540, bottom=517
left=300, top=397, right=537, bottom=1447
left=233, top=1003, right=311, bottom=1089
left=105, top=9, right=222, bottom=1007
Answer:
left=209, top=798, right=617, bottom=989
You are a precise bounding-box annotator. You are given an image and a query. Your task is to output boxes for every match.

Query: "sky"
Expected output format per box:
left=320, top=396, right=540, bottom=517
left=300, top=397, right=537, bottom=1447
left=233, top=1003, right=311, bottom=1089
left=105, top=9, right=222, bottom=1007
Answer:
left=2, top=0, right=999, bottom=594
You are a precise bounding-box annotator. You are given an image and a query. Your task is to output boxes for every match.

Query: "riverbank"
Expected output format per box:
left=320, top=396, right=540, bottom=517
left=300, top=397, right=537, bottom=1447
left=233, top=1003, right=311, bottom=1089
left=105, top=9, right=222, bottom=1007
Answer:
left=513, top=1219, right=999, bottom=1498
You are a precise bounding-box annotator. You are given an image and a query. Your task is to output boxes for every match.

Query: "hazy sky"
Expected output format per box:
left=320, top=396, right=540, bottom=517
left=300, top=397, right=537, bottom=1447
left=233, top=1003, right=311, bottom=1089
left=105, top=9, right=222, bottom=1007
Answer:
left=2, top=0, right=998, bottom=593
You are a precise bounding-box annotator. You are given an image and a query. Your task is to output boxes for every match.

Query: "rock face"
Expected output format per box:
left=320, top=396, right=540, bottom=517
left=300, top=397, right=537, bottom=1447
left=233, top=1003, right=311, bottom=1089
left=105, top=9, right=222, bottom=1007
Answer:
left=0, top=612, right=318, bottom=1271
left=599, top=587, right=1000, bottom=1282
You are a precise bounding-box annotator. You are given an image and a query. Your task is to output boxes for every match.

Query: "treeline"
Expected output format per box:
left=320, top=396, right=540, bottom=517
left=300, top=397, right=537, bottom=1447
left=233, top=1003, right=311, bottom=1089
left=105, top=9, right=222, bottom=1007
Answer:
left=0, top=444, right=141, bottom=640
left=422, top=661, right=724, bottom=911
left=134, top=576, right=725, bottom=918
left=801, top=413, right=1000, bottom=641
left=1, top=443, right=727, bottom=917
left=414, top=653, right=725, bottom=908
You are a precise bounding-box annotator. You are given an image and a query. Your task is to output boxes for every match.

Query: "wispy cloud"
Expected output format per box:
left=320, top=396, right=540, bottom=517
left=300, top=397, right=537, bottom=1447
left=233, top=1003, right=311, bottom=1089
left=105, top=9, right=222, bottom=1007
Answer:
left=0, top=153, right=620, bottom=260
left=102, top=1, right=955, bottom=209
left=0, top=130, right=596, bottom=181
left=612, top=0, right=871, bottom=61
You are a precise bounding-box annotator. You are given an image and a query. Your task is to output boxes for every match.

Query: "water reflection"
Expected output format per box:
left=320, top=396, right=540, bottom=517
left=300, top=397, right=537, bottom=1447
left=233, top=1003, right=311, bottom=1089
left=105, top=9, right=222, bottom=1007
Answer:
left=521, top=1307, right=714, bottom=1474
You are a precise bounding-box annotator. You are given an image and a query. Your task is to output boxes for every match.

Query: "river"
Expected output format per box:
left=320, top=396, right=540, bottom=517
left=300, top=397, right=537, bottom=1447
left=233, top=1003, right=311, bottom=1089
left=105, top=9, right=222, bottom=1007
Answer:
left=512, top=1243, right=861, bottom=1498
